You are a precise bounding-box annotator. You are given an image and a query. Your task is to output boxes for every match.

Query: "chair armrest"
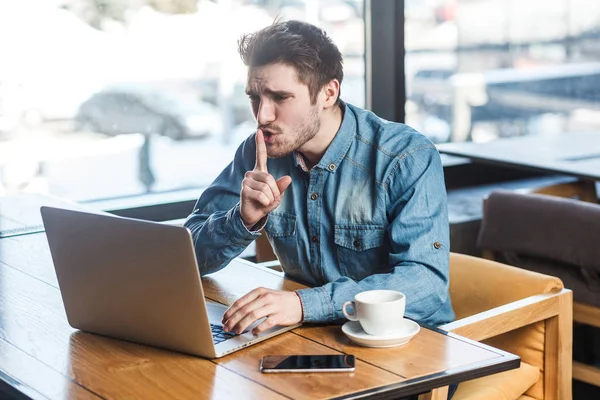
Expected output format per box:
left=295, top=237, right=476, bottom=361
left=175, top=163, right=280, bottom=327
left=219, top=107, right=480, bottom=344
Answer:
left=440, top=289, right=571, bottom=341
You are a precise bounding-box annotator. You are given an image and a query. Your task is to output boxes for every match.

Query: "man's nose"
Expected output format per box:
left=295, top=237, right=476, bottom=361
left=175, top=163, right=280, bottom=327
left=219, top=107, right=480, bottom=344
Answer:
left=256, top=100, right=275, bottom=125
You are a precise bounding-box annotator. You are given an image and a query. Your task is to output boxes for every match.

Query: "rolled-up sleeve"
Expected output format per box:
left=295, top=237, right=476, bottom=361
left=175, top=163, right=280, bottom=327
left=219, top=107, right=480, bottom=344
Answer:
left=184, top=136, right=262, bottom=275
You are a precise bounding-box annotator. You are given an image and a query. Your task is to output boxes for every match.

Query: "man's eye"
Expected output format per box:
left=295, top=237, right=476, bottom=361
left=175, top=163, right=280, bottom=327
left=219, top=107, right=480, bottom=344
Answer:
left=248, top=96, right=259, bottom=103
left=274, top=96, right=290, bottom=103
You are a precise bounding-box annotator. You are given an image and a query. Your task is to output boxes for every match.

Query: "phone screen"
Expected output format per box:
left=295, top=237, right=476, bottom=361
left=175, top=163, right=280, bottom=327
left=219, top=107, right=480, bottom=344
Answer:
left=260, top=354, right=355, bottom=373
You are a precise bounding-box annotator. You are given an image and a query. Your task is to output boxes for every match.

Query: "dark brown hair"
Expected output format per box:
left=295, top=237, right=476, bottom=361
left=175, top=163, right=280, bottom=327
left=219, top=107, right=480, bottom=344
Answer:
left=238, top=20, right=344, bottom=104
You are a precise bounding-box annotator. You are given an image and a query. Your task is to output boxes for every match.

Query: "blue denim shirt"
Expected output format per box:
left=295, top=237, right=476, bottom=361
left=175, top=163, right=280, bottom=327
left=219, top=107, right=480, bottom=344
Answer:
left=185, top=102, right=455, bottom=326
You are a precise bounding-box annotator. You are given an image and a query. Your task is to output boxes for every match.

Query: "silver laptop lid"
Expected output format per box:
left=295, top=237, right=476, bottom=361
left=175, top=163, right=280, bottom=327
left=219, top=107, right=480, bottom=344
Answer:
left=40, top=206, right=218, bottom=358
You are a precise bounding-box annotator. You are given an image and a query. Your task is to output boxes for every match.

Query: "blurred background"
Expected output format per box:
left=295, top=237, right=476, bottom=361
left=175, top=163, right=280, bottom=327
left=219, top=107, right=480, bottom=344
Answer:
left=404, top=0, right=600, bottom=144
left=0, top=0, right=364, bottom=200
left=0, top=0, right=598, bottom=202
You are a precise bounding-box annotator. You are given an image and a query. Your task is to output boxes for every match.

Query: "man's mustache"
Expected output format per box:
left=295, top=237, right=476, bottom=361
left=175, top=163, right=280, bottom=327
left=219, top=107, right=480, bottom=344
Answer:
left=259, top=125, right=282, bottom=134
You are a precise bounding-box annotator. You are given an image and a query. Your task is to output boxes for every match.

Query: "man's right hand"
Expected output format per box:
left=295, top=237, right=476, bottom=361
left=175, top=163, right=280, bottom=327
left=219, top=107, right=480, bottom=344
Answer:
left=240, top=129, right=292, bottom=228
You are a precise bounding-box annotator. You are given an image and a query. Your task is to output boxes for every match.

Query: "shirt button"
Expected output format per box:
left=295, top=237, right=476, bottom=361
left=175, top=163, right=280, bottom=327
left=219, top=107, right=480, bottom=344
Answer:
left=353, top=239, right=361, bottom=248
left=311, top=236, right=319, bottom=243
left=310, top=192, right=319, bottom=200
left=328, top=163, right=336, bottom=171
left=434, top=242, right=443, bottom=249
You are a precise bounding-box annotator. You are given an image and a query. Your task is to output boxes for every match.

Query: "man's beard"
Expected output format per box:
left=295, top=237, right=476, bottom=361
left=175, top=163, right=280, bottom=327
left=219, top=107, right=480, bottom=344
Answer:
left=265, top=106, right=321, bottom=159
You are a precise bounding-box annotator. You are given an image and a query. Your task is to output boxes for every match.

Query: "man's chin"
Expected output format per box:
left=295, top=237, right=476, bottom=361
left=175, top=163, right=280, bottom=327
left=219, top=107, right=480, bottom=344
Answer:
left=266, top=146, right=293, bottom=159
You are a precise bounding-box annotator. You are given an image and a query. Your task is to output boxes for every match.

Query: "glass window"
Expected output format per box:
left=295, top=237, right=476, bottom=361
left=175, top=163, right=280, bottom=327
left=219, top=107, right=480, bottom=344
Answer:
left=0, top=0, right=364, bottom=201
left=405, top=0, right=600, bottom=144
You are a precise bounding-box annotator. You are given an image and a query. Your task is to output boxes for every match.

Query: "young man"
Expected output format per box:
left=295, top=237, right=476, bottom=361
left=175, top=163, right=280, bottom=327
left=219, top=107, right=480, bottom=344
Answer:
left=184, top=20, right=454, bottom=336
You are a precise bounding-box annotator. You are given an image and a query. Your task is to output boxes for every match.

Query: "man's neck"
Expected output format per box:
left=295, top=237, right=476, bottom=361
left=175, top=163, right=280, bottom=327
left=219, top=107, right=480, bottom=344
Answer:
left=298, top=104, right=343, bottom=168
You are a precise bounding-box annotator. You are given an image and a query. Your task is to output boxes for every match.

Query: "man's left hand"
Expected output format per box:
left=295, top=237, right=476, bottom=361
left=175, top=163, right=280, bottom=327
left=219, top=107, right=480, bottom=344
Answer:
left=222, top=288, right=303, bottom=335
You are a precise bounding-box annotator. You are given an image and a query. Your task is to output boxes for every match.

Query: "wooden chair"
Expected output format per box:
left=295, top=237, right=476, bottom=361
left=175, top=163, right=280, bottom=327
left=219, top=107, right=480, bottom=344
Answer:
left=425, top=253, right=572, bottom=400
left=255, top=230, right=277, bottom=263
left=477, top=190, right=600, bottom=390
left=256, top=250, right=572, bottom=400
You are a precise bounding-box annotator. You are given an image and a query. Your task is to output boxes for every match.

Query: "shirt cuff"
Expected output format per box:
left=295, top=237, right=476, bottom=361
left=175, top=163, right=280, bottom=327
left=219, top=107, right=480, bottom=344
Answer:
left=227, top=203, right=263, bottom=242
left=295, top=287, right=334, bottom=323
left=294, top=291, right=305, bottom=322
left=247, top=215, right=268, bottom=233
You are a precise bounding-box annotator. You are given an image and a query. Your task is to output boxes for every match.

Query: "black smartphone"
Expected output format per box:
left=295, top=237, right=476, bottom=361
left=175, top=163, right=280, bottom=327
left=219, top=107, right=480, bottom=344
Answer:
left=260, top=354, right=355, bottom=373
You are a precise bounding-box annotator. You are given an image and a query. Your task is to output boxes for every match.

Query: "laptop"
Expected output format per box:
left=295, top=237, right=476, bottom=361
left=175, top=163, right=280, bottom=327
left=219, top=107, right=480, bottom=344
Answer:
left=40, top=206, right=300, bottom=358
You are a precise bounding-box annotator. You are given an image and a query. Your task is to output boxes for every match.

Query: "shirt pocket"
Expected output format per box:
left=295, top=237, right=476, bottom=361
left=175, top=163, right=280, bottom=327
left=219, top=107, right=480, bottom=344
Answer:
left=265, top=212, right=301, bottom=277
left=334, top=224, right=387, bottom=281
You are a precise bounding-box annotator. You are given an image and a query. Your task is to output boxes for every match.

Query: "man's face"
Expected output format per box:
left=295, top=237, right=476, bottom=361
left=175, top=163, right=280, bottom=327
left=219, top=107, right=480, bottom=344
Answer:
left=246, top=63, right=321, bottom=158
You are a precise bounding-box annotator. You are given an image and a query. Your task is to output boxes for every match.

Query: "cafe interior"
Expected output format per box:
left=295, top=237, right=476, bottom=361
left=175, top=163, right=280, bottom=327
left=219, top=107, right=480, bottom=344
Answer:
left=1, top=0, right=599, bottom=399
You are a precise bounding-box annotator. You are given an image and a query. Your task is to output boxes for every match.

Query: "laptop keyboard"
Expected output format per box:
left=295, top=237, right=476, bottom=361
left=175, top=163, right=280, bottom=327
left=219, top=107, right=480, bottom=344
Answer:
left=210, top=323, right=237, bottom=344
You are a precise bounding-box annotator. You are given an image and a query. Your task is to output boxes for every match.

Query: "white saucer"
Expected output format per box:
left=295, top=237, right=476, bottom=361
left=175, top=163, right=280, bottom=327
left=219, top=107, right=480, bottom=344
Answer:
left=341, top=319, right=420, bottom=348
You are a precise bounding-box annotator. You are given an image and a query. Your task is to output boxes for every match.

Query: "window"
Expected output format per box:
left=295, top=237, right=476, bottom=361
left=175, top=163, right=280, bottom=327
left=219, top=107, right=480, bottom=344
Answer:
left=0, top=0, right=364, bottom=201
left=404, top=0, right=600, bottom=144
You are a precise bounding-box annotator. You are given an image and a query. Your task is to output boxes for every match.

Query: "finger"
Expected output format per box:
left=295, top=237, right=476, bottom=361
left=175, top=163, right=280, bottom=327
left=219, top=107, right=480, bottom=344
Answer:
left=252, top=315, right=279, bottom=335
left=254, top=129, right=268, bottom=173
left=230, top=304, right=277, bottom=335
left=244, top=179, right=275, bottom=204
left=276, top=175, right=292, bottom=194
left=222, top=288, right=264, bottom=324
left=241, top=185, right=272, bottom=207
left=245, top=171, right=281, bottom=201
left=223, top=298, right=270, bottom=334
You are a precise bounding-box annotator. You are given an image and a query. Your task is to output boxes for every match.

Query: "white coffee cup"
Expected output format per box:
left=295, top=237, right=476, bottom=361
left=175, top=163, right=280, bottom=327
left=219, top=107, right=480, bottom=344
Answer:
left=342, top=290, right=406, bottom=336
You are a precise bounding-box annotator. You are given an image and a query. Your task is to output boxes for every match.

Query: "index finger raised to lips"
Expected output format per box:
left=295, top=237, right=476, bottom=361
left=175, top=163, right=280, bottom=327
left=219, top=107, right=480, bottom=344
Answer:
left=255, top=129, right=268, bottom=173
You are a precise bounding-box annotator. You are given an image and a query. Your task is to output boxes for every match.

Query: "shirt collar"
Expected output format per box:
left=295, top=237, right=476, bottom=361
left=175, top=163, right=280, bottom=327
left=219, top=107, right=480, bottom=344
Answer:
left=292, top=100, right=355, bottom=174
left=295, top=152, right=311, bottom=172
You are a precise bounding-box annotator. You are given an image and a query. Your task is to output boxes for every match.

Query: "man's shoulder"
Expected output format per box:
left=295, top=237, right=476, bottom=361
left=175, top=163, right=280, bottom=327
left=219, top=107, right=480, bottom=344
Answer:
left=347, top=104, right=435, bottom=159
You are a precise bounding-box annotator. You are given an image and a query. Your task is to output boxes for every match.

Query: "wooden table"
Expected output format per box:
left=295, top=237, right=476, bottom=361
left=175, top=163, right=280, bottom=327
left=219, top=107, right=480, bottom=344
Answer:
left=437, top=132, right=600, bottom=182
left=0, top=196, right=520, bottom=399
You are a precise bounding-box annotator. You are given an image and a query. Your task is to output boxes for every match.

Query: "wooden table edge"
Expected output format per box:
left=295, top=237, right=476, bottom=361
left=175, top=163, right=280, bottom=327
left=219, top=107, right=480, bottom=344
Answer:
left=330, top=355, right=520, bottom=400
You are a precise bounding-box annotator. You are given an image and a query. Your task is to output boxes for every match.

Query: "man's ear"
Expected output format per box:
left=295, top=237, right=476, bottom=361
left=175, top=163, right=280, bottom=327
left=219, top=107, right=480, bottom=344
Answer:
left=321, top=79, right=340, bottom=109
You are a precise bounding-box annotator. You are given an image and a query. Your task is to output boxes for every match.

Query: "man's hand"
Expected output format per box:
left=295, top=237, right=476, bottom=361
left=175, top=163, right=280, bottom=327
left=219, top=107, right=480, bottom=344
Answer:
left=222, top=288, right=303, bottom=335
left=240, top=129, right=292, bottom=228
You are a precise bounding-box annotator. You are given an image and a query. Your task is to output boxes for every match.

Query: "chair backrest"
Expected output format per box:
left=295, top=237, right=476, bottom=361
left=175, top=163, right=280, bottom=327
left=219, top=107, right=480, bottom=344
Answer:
left=255, top=231, right=277, bottom=263
left=449, top=252, right=563, bottom=320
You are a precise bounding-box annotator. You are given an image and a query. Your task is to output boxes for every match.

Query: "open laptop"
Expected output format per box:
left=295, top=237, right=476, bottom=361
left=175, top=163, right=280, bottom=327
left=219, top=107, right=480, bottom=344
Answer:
left=40, top=206, right=300, bottom=358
